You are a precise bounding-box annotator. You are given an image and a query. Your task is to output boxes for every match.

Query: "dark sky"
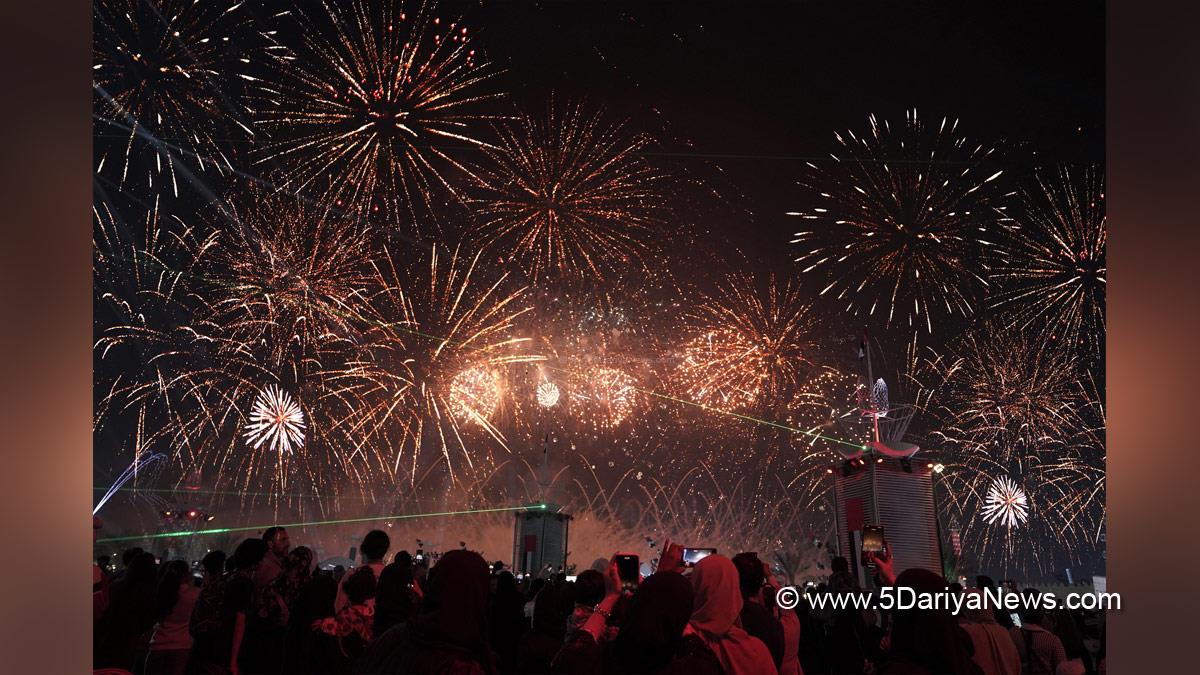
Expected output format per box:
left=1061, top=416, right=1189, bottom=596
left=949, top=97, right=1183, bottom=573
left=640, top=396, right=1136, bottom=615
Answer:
left=475, top=0, right=1104, bottom=259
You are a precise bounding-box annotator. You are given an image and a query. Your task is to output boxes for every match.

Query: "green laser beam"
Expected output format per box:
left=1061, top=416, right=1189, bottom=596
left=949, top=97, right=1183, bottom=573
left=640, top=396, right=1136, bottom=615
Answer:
left=539, top=364, right=868, bottom=451
left=642, top=389, right=868, bottom=450
left=97, top=235, right=869, bottom=452
left=96, top=504, right=546, bottom=544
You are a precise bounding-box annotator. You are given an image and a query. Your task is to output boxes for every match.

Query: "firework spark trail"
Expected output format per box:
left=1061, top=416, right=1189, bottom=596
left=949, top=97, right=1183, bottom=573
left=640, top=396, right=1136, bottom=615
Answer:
left=250, top=0, right=501, bottom=227
left=97, top=194, right=867, bottom=508
left=917, top=327, right=1086, bottom=464
left=676, top=274, right=818, bottom=413
left=206, top=184, right=374, bottom=373
left=788, top=109, right=1010, bottom=336
left=351, top=244, right=542, bottom=484
left=94, top=453, right=167, bottom=515
left=95, top=195, right=397, bottom=511
left=471, top=100, right=665, bottom=284
left=987, top=166, right=1106, bottom=356
left=93, top=0, right=255, bottom=196
left=912, top=324, right=1105, bottom=575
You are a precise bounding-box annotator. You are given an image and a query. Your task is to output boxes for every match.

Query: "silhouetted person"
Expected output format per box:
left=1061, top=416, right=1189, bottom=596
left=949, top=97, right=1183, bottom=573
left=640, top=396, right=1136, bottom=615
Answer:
left=976, top=575, right=1014, bottom=629
left=338, top=529, right=389, bottom=611
left=732, top=552, right=786, bottom=671
left=374, top=559, right=420, bottom=637
left=258, top=526, right=291, bottom=592
left=144, top=560, right=199, bottom=675
left=226, top=538, right=268, bottom=673
left=490, top=570, right=527, bottom=672
left=879, top=568, right=980, bottom=675
left=1009, top=589, right=1067, bottom=675
left=517, top=583, right=572, bottom=674
left=95, top=551, right=158, bottom=671
left=958, top=588, right=1020, bottom=675
left=186, top=549, right=227, bottom=673
left=357, top=549, right=497, bottom=674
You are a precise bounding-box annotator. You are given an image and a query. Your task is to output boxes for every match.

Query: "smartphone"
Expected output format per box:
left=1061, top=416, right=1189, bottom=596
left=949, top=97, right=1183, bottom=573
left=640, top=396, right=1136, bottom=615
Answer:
left=1010, top=613, right=1022, bottom=628
left=682, top=547, right=717, bottom=567
left=615, top=553, right=640, bottom=589
left=861, top=524, right=884, bottom=553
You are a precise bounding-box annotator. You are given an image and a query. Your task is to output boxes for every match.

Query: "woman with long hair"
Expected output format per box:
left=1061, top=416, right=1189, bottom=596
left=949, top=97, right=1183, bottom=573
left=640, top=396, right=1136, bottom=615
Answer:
left=144, top=560, right=199, bottom=675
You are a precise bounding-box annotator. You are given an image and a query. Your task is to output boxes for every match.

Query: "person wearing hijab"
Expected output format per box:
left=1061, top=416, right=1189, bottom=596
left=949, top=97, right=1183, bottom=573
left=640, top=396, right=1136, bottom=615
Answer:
left=291, top=573, right=341, bottom=675
left=688, top=554, right=778, bottom=675
left=263, top=546, right=313, bottom=626
left=959, top=588, right=1020, bottom=675
left=239, top=546, right=313, bottom=673
left=516, top=582, right=572, bottom=674
left=374, top=559, right=420, bottom=637
left=356, top=549, right=497, bottom=674
left=879, top=568, right=981, bottom=675
left=489, top=569, right=527, bottom=671
left=613, top=571, right=724, bottom=675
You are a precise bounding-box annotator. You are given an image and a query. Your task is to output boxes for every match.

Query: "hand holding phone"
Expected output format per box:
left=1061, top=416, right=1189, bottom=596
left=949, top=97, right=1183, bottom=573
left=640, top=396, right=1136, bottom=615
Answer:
left=658, top=540, right=685, bottom=574
left=861, top=525, right=884, bottom=553
left=614, top=553, right=640, bottom=590
left=681, top=547, right=717, bottom=567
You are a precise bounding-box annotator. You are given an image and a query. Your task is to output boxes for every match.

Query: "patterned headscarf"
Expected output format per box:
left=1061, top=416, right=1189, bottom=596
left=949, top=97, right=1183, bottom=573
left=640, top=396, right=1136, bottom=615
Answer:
left=262, top=545, right=313, bottom=625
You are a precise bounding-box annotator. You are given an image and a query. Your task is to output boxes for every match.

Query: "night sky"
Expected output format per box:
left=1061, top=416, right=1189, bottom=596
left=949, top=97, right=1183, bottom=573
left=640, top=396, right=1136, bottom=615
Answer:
left=94, top=1, right=1105, bottom=579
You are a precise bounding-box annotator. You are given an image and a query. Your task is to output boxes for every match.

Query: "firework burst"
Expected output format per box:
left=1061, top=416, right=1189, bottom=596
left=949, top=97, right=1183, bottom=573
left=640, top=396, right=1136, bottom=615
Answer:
left=250, top=0, right=501, bottom=227
left=448, top=366, right=504, bottom=426
left=206, top=185, right=374, bottom=372
left=981, top=476, right=1029, bottom=528
left=243, top=385, right=306, bottom=454
left=351, top=244, right=540, bottom=483
left=915, top=325, right=1086, bottom=464
left=913, top=325, right=1105, bottom=575
left=536, top=380, right=561, bottom=408
left=676, top=274, right=817, bottom=413
left=570, top=365, right=639, bottom=429
left=788, top=110, right=1010, bottom=335
left=93, top=0, right=254, bottom=196
left=471, top=101, right=665, bottom=283
left=94, top=195, right=226, bottom=449
left=988, top=166, right=1105, bottom=355
left=95, top=194, right=393, bottom=509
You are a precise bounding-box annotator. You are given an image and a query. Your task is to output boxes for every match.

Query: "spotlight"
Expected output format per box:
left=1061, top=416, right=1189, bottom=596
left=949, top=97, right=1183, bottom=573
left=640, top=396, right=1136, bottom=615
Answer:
left=876, top=457, right=884, bottom=464
left=932, top=463, right=945, bottom=474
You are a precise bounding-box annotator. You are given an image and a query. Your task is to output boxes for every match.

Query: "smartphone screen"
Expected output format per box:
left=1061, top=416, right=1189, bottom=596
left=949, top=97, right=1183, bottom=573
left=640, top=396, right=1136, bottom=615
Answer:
left=682, top=547, right=717, bottom=566
left=615, top=554, right=639, bottom=588
left=861, top=525, right=884, bottom=553
left=1010, top=613, right=1022, bottom=627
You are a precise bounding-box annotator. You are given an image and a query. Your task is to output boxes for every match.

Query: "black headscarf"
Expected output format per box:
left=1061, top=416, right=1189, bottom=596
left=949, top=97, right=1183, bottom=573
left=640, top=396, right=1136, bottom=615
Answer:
left=356, top=549, right=496, bottom=674
left=887, top=568, right=980, bottom=675
left=613, top=572, right=695, bottom=673
left=374, top=560, right=418, bottom=636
